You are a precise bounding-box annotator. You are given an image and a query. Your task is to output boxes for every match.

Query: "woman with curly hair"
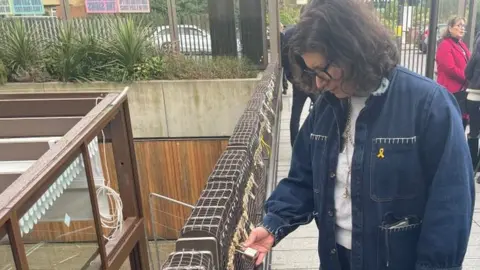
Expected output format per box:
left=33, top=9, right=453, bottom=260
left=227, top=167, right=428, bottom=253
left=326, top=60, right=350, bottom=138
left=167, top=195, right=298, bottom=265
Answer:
left=244, top=1, right=474, bottom=270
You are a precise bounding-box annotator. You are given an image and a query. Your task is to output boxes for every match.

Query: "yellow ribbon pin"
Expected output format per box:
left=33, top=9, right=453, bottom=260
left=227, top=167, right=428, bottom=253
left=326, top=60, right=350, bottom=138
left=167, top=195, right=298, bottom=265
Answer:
left=377, top=148, right=385, bottom=159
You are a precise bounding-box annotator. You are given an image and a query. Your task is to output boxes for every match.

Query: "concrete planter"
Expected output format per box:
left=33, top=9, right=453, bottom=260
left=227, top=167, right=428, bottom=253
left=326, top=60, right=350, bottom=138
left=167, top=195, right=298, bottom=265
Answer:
left=0, top=77, right=261, bottom=138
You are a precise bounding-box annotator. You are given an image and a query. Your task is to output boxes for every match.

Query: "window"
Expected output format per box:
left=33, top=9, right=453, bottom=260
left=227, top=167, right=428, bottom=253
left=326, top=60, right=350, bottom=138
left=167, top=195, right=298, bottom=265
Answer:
left=50, top=7, right=56, bottom=17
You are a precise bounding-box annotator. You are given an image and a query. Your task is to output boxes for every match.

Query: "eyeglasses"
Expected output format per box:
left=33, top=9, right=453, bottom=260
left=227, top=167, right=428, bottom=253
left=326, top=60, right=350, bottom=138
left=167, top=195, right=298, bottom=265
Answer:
left=294, top=54, right=334, bottom=82
left=303, top=61, right=334, bottom=81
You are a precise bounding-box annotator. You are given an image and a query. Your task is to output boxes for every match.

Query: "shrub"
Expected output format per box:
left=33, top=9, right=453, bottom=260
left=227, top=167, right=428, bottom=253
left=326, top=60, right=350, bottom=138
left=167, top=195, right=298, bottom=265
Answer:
left=0, top=60, right=7, bottom=85
left=0, top=17, right=257, bottom=82
left=279, top=6, right=302, bottom=26
left=46, top=22, right=105, bottom=82
left=134, top=56, right=165, bottom=80
left=0, top=20, right=43, bottom=82
left=158, top=54, right=256, bottom=80
left=101, top=16, right=154, bottom=81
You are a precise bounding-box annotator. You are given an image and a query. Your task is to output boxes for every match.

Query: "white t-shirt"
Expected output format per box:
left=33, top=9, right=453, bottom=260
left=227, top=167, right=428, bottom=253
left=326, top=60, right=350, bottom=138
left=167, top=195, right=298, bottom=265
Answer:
left=335, top=96, right=367, bottom=250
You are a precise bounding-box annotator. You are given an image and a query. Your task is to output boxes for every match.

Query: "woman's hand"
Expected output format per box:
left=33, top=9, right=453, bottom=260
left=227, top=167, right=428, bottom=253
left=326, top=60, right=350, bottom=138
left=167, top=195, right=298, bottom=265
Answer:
left=243, top=227, right=275, bottom=266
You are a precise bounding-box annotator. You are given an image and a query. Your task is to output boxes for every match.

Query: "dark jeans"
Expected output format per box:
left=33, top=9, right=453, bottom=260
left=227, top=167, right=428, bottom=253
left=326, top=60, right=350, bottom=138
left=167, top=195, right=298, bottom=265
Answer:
left=290, top=85, right=319, bottom=147
left=453, top=90, right=468, bottom=130
left=320, top=244, right=352, bottom=270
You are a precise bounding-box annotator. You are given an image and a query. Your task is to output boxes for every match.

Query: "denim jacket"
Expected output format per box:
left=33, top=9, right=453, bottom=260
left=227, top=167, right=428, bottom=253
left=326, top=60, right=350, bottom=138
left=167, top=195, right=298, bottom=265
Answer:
left=262, top=66, right=475, bottom=270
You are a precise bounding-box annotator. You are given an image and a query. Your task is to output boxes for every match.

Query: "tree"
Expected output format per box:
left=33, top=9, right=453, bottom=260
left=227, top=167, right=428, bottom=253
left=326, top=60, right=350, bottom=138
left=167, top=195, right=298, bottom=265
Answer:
left=150, top=0, right=208, bottom=17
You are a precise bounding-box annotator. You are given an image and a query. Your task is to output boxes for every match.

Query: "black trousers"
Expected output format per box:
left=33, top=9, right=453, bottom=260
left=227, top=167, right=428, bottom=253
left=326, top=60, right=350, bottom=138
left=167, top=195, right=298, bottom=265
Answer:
left=319, top=245, right=352, bottom=270
left=467, top=99, right=480, bottom=170
left=290, top=85, right=319, bottom=147
left=453, top=91, right=468, bottom=130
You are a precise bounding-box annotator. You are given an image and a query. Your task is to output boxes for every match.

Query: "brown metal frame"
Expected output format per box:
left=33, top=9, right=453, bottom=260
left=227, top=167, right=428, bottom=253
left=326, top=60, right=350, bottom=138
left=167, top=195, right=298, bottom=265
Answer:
left=0, top=89, right=150, bottom=270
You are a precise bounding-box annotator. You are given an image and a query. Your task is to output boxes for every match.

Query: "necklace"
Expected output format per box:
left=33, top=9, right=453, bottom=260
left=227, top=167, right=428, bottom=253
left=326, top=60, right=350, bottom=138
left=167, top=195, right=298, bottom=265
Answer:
left=341, top=99, right=353, bottom=199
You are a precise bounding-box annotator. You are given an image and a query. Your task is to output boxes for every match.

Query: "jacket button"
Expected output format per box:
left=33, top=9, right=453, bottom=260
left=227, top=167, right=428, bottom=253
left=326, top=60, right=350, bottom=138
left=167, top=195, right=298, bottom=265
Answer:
left=330, top=248, right=337, bottom=255
left=330, top=172, right=336, bottom=178
left=328, top=210, right=334, bottom=217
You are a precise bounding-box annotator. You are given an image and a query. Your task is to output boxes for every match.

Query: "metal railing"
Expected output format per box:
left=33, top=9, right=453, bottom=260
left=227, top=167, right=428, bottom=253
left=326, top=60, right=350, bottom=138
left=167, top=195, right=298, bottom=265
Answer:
left=157, top=63, right=282, bottom=270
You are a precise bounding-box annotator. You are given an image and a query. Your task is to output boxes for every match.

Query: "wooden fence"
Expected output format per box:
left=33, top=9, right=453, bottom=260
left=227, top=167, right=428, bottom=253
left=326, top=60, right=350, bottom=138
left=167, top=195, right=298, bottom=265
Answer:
left=20, top=138, right=228, bottom=243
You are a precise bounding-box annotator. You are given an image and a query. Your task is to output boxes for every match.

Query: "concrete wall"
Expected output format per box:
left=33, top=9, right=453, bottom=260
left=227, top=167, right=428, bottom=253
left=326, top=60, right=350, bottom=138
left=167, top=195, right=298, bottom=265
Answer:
left=0, top=78, right=261, bottom=138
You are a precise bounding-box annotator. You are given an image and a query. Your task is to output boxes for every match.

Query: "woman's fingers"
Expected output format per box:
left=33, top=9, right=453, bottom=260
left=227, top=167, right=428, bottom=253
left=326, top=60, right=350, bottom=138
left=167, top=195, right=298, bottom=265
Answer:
left=255, top=251, right=266, bottom=266
left=243, top=230, right=258, bottom=247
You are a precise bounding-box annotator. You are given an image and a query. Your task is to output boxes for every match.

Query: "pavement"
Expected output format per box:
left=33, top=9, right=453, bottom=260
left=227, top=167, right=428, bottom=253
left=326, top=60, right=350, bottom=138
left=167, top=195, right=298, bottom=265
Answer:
left=269, top=88, right=480, bottom=270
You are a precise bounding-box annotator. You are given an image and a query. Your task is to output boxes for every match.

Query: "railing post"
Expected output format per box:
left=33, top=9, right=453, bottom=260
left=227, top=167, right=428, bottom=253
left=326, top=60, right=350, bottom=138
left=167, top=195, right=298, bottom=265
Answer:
left=81, top=144, right=108, bottom=270
left=425, top=0, right=439, bottom=79
left=7, top=212, right=29, bottom=270
left=109, top=101, right=150, bottom=270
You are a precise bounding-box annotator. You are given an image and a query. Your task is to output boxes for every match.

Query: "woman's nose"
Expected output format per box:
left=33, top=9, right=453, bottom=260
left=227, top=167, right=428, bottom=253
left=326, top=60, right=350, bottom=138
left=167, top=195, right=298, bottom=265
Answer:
left=316, top=76, right=327, bottom=89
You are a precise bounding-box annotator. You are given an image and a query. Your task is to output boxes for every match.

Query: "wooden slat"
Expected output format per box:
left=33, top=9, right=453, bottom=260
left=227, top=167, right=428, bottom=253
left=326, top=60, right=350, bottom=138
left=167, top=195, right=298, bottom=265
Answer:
left=86, top=218, right=145, bottom=270
left=0, top=93, right=108, bottom=99
left=0, top=174, right=20, bottom=193
left=0, top=141, right=50, bottom=161
left=0, top=117, right=81, bottom=138
left=0, top=98, right=100, bottom=117
left=109, top=139, right=228, bottom=240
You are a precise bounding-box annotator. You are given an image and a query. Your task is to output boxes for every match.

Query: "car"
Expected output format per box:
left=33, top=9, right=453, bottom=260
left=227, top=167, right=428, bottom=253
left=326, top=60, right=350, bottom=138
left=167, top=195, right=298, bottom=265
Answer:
left=417, top=23, right=447, bottom=54
left=151, top=24, right=241, bottom=55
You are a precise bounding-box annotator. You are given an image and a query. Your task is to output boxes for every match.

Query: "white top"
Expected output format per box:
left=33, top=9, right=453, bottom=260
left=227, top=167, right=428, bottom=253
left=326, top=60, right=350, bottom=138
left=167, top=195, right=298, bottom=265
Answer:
left=335, top=96, right=367, bottom=250
left=467, top=89, right=480, bottom=101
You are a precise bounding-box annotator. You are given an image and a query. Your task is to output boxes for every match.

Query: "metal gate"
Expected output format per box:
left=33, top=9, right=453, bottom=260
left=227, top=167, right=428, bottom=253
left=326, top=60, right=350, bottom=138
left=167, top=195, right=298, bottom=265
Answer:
left=372, top=0, right=434, bottom=77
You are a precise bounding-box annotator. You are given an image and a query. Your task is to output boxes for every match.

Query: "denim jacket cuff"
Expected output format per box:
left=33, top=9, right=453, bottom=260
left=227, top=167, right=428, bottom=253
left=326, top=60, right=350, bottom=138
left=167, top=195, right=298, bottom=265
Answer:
left=415, top=263, right=462, bottom=270
left=259, top=213, right=288, bottom=246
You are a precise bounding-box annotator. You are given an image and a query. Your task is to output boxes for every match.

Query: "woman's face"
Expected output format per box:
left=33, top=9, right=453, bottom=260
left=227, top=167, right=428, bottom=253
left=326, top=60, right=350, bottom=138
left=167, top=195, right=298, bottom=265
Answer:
left=449, top=19, right=466, bottom=39
left=302, top=52, right=354, bottom=98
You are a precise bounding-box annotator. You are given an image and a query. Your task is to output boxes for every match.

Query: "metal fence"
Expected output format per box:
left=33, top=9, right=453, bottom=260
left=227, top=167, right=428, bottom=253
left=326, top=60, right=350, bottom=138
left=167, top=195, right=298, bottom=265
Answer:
left=0, top=14, right=216, bottom=57
left=372, top=0, right=432, bottom=76
left=159, top=63, right=282, bottom=270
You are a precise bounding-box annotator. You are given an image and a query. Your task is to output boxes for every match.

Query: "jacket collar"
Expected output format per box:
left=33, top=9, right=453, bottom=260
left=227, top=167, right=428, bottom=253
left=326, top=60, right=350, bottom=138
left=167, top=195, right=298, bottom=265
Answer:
left=323, top=70, right=393, bottom=105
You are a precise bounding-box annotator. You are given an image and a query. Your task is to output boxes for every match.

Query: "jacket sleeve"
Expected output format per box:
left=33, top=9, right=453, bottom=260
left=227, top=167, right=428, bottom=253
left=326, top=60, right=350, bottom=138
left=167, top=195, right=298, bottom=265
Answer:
left=415, top=87, right=475, bottom=270
left=436, top=41, right=466, bottom=83
left=260, top=107, right=315, bottom=245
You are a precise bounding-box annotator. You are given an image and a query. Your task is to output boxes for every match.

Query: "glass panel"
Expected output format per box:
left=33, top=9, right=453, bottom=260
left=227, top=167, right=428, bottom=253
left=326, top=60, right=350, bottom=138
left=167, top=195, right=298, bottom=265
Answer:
left=0, top=232, right=16, bottom=269
left=19, top=141, right=101, bottom=269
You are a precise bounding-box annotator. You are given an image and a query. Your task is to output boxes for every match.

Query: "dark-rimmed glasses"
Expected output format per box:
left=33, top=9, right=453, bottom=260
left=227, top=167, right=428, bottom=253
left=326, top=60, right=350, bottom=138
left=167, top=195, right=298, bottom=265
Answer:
left=294, top=54, right=334, bottom=82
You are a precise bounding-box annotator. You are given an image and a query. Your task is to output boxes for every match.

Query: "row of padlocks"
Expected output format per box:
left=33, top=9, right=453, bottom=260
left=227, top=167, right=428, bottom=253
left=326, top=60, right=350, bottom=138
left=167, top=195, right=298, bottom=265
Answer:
left=161, top=63, right=281, bottom=270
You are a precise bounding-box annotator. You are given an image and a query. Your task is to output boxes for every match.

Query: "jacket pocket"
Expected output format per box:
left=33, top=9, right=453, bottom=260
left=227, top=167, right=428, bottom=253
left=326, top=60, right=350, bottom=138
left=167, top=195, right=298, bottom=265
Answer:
left=310, top=133, right=328, bottom=161
left=369, top=137, right=422, bottom=202
left=376, top=217, right=422, bottom=270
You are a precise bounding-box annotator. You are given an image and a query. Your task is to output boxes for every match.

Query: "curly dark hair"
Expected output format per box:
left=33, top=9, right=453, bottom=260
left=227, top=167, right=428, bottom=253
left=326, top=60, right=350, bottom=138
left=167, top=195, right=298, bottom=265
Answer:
left=289, top=0, right=399, bottom=94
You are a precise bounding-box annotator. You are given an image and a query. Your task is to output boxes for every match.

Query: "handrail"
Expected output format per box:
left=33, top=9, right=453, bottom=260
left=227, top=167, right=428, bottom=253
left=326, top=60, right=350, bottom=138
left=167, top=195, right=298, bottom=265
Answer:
left=0, top=93, right=122, bottom=224
left=0, top=87, right=150, bottom=270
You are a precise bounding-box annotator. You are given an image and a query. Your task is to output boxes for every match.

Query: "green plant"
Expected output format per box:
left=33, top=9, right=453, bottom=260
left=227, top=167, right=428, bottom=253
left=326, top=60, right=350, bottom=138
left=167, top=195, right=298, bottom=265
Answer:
left=158, top=53, right=256, bottom=80
left=46, top=22, right=100, bottom=82
left=134, top=56, right=165, bottom=80
left=279, top=6, right=302, bottom=26
left=0, top=60, right=7, bottom=85
left=0, top=20, right=43, bottom=81
left=102, top=16, right=154, bottom=81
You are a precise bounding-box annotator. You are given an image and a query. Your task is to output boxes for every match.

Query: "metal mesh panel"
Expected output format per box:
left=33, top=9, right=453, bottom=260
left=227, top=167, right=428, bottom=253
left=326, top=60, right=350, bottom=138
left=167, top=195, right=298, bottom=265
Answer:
left=180, top=149, right=251, bottom=270
left=161, top=251, right=214, bottom=270
left=165, top=63, right=281, bottom=270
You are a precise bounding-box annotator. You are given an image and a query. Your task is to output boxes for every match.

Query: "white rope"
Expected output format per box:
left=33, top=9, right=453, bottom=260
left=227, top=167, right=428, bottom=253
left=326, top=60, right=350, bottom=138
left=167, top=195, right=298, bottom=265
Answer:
left=95, top=97, right=123, bottom=241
